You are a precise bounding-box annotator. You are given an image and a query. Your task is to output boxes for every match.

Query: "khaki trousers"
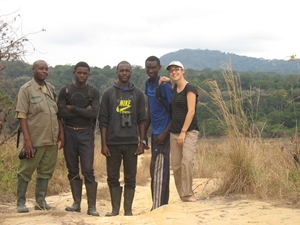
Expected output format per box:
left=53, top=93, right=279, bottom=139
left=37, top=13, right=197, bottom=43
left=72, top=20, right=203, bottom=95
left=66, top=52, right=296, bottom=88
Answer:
left=18, top=145, right=58, bottom=181
left=170, top=130, right=199, bottom=200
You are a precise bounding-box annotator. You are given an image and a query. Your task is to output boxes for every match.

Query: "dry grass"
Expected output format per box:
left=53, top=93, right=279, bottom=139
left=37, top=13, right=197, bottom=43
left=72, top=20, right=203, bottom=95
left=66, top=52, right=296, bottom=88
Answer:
left=136, top=149, right=151, bottom=185
left=195, top=136, right=300, bottom=202
left=1, top=131, right=300, bottom=205
left=197, top=65, right=300, bottom=203
left=0, top=133, right=151, bottom=204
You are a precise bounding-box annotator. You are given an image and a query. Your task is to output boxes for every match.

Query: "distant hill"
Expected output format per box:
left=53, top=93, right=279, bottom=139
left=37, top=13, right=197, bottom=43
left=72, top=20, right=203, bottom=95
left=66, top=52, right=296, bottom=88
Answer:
left=160, top=49, right=299, bottom=75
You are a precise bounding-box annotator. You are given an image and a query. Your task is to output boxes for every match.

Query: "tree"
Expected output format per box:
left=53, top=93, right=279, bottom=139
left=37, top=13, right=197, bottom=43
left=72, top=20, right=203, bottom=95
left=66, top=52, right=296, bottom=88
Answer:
left=0, top=12, right=45, bottom=145
left=0, top=13, right=45, bottom=71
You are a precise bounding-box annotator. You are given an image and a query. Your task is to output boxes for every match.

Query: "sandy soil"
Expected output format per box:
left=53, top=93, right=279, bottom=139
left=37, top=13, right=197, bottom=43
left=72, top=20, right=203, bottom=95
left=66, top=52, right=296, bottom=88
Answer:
left=1, top=175, right=300, bottom=225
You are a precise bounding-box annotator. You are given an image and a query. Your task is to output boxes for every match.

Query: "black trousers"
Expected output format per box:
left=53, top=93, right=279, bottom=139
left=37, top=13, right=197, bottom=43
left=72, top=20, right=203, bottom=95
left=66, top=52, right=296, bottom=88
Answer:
left=106, top=144, right=138, bottom=189
left=63, top=127, right=96, bottom=184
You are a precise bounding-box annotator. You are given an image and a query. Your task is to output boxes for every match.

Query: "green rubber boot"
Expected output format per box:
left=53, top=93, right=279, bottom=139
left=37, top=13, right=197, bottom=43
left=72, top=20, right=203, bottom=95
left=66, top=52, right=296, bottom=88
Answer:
left=17, top=177, right=29, bottom=213
left=105, top=186, right=122, bottom=216
left=65, top=179, right=82, bottom=212
left=34, top=178, right=51, bottom=210
left=85, top=182, right=100, bottom=216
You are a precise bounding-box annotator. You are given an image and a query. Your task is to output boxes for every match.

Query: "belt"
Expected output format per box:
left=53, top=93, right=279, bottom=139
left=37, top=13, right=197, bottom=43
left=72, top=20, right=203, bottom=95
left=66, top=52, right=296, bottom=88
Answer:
left=66, top=126, right=90, bottom=130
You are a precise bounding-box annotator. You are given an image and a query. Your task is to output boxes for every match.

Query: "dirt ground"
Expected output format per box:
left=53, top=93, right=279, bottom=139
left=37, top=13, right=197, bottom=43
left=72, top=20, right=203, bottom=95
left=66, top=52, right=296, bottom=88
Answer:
left=1, top=173, right=300, bottom=225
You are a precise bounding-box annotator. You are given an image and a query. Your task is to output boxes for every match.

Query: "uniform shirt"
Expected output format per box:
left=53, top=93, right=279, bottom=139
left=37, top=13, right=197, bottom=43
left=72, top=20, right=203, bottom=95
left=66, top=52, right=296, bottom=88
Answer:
left=16, top=78, right=59, bottom=147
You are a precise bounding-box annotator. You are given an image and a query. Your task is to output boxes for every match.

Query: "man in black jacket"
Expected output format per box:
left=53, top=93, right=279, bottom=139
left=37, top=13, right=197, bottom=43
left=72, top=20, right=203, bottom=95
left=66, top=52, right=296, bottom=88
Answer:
left=99, top=61, right=147, bottom=216
left=57, top=61, right=100, bottom=216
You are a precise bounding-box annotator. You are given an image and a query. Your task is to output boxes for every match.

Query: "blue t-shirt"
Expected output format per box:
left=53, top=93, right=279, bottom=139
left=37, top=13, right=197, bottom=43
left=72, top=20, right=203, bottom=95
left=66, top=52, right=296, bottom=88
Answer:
left=145, top=76, right=172, bottom=134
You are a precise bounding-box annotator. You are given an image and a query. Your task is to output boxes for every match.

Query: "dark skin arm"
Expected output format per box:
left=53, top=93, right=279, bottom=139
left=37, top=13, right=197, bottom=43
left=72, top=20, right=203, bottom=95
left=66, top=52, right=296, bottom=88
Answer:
left=135, top=123, right=147, bottom=155
left=57, top=117, right=65, bottom=149
left=155, top=123, right=171, bottom=145
left=143, top=101, right=151, bottom=149
left=100, top=127, right=110, bottom=157
left=19, top=118, right=35, bottom=158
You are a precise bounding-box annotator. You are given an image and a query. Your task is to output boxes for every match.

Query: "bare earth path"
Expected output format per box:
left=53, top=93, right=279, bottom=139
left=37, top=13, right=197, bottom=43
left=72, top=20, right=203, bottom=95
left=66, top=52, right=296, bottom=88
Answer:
left=1, top=173, right=300, bottom=225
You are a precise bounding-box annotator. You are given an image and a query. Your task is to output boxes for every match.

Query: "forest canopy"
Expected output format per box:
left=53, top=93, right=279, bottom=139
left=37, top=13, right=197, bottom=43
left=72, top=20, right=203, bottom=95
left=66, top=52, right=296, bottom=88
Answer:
left=1, top=60, right=300, bottom=138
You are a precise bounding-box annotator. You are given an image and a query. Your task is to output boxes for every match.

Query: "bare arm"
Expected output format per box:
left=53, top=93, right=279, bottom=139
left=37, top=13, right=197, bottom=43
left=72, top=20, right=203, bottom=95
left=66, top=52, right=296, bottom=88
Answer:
left=100, top=126, right=110, bottom=156
left=135, top=123, right=147, bottom=155
left=19, top=118, right=35, bottom=158
left=177, top=91, right=196, bottom=146
left=143, top=100, right=151, bottom=148
left=156, top=122, right=171, bottom=145
left=145, top=100, right=151, bottom=132
left=158, top=76, right=171, bottom=85
left=57, top=117, right=65, bottom=149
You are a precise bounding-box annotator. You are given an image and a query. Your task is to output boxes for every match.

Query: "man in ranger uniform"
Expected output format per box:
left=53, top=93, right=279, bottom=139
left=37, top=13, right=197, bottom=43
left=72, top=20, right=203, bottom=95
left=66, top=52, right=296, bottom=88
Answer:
left=15, top=60, right=64, bottom=213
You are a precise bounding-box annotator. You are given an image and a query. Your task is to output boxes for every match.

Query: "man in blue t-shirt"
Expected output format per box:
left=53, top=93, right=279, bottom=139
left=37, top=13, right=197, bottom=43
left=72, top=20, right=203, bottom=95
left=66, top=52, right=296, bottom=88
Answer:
left=144, top=56, right=172, bottom=210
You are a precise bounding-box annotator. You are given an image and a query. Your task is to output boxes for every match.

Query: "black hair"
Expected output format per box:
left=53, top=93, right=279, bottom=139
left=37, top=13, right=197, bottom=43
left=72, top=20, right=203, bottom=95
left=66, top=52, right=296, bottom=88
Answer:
left=145, top=56, right=160, bottom=66
left=117, top=61, right=131, bottom=70
left=74, top=61, right=90, bottom=72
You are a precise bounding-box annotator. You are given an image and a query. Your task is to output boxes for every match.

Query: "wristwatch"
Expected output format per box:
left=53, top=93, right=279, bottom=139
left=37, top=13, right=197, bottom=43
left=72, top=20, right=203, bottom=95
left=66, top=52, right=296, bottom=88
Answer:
left=141, top=140, right=147, bottom=145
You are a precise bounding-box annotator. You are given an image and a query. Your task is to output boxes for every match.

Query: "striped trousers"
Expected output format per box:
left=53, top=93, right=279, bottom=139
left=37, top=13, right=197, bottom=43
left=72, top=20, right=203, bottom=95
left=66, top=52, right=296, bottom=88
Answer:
left=150, top=133, right=170, bottom=210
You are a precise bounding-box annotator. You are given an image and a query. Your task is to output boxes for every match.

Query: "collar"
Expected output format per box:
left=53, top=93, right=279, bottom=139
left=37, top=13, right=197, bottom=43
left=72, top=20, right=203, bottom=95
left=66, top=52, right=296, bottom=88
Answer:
left=31, top=78, right=45, bottom=91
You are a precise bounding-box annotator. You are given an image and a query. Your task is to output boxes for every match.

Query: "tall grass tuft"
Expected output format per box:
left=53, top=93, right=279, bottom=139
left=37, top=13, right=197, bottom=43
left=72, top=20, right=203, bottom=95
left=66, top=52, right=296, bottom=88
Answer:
left=201, top=64, right=300, bottom=202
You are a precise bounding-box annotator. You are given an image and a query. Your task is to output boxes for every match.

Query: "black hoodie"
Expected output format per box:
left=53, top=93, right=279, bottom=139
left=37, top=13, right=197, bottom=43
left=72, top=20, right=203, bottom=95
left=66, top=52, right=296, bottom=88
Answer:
left=99, top=81, right=146, bottom=145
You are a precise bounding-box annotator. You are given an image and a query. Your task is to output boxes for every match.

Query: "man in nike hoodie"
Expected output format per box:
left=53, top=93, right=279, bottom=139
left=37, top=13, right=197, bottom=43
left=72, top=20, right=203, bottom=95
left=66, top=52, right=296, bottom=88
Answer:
left=99, top=60, right=147, bottom=216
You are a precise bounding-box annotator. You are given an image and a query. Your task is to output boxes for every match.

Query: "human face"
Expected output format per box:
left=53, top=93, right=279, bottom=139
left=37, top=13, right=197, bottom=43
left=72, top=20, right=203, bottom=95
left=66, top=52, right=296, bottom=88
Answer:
left=117, top=63, right=132, bottom=85
left=168, top=66, right=184, bottom=82
left=145, top=60, right=161, bottom=80
left=73, top=66, right=90, bottom=86
left=33, top=60, right=48, bottom=85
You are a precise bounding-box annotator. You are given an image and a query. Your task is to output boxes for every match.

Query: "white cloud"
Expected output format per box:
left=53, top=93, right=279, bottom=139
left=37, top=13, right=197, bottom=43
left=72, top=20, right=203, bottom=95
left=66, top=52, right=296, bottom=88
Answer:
left=1, top=0, right=299, bottom=68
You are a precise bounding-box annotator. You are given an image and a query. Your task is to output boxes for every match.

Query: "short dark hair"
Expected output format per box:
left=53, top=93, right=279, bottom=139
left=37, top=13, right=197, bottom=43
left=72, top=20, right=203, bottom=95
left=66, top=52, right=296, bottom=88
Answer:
left=117, top=61, right=131, bottom=70
left=145, top=56, right=160, bottom=66
left=32, top=60, right=47, bottom=69
left=74, top=61, right=90, bottom=72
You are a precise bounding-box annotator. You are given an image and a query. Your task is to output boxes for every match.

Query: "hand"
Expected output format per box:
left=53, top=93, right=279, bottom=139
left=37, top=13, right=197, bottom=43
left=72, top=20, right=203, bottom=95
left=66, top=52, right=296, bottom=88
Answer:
left=144, top=136, right=150, bottom=150
left=23, top=140, right=34, bottom=158
left=155, top=132, right=167, bottom=145
left=22, top=146, right=35, bottom=158
left=177, top=132, right=186, bottom=147
left=135, top=144, right=145, bottom=155
left=58, top=132, right=65, bottom=149
left=101, top=145, right=111, bottom=157
left=158, top=76, right=171, bottom=85
left=86, top=105, right=92, bottom=109
left=66, top=105, right=72, bottom=110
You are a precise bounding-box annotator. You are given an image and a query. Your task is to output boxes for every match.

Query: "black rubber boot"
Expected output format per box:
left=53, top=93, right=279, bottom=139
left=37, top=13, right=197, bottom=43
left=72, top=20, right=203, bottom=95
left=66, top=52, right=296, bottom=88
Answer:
left=124, top=187, right=135, bottom=216
left=17, top=177, right=29, bottom=213
left=34, top=178, right=51, bottom=210
left=105, top=186, right=122, bottom=216
left=85, top=182, right=100, bottom=216
left=65, top=179, right=82, bottom=212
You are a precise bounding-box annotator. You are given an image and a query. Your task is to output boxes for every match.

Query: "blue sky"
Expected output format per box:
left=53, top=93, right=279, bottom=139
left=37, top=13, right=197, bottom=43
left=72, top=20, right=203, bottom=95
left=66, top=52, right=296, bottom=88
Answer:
left=1, top=0, right=299, bottom=68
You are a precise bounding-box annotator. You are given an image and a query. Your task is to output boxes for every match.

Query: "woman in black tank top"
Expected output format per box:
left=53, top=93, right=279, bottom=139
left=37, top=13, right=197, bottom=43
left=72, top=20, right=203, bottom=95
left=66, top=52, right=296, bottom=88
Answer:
left=166, top=61, right=199, bottom=203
